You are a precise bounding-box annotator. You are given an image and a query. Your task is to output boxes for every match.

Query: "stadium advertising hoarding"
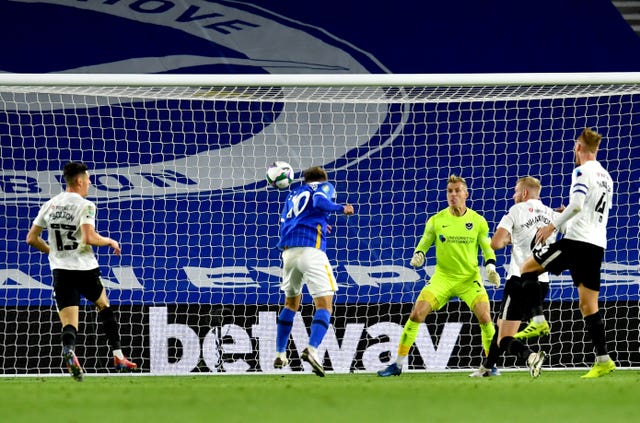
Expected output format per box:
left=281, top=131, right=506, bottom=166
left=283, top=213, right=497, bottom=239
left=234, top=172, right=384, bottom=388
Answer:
left=1, top=302, right=638, bottom=375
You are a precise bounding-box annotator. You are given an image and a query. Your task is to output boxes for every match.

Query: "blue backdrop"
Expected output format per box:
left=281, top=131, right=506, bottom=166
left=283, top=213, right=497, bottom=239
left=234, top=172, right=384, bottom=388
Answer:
left=0, top=1, right=639, bottom=306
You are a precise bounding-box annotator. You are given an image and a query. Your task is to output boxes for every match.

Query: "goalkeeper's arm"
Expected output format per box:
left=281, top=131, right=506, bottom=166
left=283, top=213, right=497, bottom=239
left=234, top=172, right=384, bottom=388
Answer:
left=410, top=217, right=436, bottom=268
left=410, top=251, right=425, bottom=267
left=478, top=220, right=500, bottom=287
left=484, top=258, right=500, bottom=288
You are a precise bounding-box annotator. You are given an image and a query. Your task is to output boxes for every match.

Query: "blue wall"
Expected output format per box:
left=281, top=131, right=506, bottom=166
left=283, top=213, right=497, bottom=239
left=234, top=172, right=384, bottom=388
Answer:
left=0, top=1, right=639, bottom=306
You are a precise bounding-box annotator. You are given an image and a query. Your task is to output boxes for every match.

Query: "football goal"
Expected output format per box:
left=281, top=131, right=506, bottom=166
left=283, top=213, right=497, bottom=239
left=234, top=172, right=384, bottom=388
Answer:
left=0, top=73, right=638, bottom=375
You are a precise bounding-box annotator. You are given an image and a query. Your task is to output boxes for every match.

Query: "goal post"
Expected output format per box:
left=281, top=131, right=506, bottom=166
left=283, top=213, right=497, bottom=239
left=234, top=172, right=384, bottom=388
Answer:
left=0, top=73, right=638, bottom=375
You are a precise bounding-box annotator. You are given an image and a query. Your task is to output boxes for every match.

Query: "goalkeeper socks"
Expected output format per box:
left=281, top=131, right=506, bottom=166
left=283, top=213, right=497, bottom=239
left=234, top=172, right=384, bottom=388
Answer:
left=98, top=307, right=122, bottom=350
left=61, top=324, right=77, bottom=350
left=276, top=308, right=296, bottom=353
left=480, top=322, right=496, bottom=355
left=584, top=311, right=608, bottom=356
left=396, top=319, right=420, bottom=365
left=308, top=308, right=331, bottom=349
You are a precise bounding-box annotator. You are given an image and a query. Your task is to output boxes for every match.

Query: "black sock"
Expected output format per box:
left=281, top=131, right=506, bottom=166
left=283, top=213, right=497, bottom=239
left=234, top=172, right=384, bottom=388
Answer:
left=98, top=307, right=122, bottom=350
left=502, top=336, right=532, bottom=363
left=521, top=275, right=543, bottom=319
left=483, top=331, right=501, bottom=368
left=61, top=324, right=77, bottom=350
left=584, top=311, right=608, bottom=356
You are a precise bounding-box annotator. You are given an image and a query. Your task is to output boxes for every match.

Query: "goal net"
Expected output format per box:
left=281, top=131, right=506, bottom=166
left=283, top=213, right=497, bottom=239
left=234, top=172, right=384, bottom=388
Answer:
left=1, top=73, right=638, bottom=375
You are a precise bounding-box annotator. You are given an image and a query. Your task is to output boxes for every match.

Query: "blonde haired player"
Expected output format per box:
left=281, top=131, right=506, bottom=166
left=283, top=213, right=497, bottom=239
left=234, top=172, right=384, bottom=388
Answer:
left=470, top=176, right=553, bottom=378
left=378, top=175, right=500, bottom=377
left=520, top=128, right=616, bottom=378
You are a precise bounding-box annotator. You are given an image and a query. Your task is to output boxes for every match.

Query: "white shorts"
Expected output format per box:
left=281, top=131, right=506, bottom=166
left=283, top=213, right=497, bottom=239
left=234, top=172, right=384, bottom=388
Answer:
left=281, top=247, right=338, bottom=298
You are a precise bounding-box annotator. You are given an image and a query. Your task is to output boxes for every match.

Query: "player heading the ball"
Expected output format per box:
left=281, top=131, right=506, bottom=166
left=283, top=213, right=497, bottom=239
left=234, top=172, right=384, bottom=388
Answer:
left=273, top=166, right=354, bottom=377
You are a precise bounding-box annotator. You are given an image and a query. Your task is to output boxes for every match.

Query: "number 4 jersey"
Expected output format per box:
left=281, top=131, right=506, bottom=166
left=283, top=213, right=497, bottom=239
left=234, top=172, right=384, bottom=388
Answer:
left=33, top=192, right=100, bottom=270
left=561, top=160, right=614, bottom=249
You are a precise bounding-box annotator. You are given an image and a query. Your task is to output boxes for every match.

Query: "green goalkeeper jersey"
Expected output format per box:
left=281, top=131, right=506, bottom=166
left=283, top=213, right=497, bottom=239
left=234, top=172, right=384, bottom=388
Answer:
left=415, top=207, right=495, bottom=280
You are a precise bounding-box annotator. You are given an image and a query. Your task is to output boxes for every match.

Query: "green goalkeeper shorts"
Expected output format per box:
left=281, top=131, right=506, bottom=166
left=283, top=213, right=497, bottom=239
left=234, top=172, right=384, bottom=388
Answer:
left=417, top=271, right=489, bottom=311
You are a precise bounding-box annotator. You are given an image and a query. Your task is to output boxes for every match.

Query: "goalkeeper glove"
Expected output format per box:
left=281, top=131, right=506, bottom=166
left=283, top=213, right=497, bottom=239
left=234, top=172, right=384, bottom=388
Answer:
left=410, top=251, right=425, bottom=268
left=485, top=262, right=501, bottom=288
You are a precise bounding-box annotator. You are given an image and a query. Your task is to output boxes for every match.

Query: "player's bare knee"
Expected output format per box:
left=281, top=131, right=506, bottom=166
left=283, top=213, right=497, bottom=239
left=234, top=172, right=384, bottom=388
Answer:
left=313, top=295, right=334, bottom=314
left=284, top=296, right=301, bottom=311
left=410, top=302, right=431, bottom=322
left=579, top=300, right=598, bottom=317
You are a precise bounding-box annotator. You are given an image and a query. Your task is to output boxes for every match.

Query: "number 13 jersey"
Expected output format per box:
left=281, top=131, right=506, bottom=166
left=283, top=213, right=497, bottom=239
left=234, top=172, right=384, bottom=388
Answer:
left=33, top=192, right=100, bottom=270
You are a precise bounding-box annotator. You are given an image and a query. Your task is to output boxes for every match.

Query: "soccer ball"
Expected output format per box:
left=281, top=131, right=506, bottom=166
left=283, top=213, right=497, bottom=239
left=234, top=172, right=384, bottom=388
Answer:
left=266, top=161, right=294, bottom=189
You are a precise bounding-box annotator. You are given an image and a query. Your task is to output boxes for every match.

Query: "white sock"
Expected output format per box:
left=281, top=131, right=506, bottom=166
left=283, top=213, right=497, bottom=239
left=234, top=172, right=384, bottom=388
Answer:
left=394, top=355, right=406, bottom=367
left=532, top=315, right=546, bottom=324
left=596, top=354, right=611, bottom=363
left=113, top=349, right=124, bottom=360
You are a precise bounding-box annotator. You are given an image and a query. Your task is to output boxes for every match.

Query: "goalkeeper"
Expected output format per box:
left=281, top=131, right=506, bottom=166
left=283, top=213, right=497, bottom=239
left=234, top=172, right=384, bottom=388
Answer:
left=378, top=175, right=500, bottom=377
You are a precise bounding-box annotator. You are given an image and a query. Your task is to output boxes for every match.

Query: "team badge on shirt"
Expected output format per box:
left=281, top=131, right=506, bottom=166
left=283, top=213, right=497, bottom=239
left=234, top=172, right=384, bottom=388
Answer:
left=465, top=222, right=473, bottom=230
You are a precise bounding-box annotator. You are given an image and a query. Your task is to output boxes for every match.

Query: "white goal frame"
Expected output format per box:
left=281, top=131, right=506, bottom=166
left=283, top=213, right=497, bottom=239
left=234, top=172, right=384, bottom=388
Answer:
left=1, top=72, right=639, bottom=376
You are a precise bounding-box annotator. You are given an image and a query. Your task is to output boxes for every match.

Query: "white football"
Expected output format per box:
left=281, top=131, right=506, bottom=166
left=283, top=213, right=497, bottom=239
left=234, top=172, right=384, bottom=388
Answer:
left=266, top=161, right=294, bottom=189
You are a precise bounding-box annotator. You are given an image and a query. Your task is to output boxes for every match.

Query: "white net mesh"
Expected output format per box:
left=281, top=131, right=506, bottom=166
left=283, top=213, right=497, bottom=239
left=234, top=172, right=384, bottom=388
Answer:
left=1, top=75, right=638, bottom=375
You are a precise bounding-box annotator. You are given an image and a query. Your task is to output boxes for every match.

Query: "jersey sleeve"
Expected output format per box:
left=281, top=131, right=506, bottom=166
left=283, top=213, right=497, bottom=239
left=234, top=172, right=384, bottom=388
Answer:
left=312, top=182, right=343, bottom=212
left=33, top=200, right=50, bottom=228
left=477, top=215, right=496, bottom=263
left=552, top=210, right=566, bottom=234
left=496, top=210, right=515, bottom=234
left=415, top=215, right=436, bottom=254
left=553, top=167, right=586, bottom=229
left=80, top=201, right=97, bottom=227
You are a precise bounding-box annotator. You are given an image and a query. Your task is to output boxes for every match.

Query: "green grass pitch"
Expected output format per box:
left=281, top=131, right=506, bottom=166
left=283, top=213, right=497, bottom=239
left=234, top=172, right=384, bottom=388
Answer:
left=1, top=370, right=638, bottom=423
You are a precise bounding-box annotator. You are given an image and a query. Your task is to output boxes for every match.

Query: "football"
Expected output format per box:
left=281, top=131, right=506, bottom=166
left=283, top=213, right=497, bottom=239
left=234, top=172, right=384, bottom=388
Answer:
left=266, top=161, right=294, bottom=189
